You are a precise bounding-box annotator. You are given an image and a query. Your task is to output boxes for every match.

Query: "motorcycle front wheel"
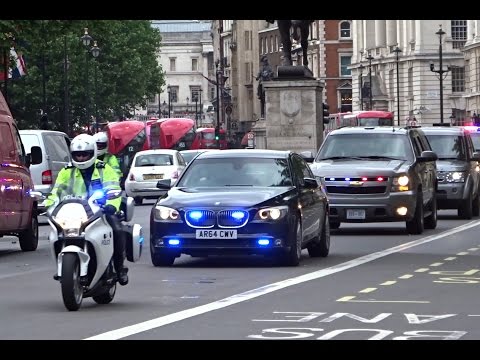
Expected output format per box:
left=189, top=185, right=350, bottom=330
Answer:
left=61, top=253, right=84, bottom=311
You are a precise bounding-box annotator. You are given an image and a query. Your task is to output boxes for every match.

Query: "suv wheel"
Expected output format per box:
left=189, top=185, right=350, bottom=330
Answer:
left=406, top=192, right=424, bottom=235
left=19, top=211, right=39, bottom=251
left=472, top=192, right=480, bottom=217
left=424, top=195, right=437, bottom=229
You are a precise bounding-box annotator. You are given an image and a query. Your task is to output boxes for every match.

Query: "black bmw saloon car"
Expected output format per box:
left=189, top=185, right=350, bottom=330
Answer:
left=149, top=149, right=330, bottom=267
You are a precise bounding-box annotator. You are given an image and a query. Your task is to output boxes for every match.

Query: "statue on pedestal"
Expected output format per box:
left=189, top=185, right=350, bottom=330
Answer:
left=255, top=55, right=274, bottom=118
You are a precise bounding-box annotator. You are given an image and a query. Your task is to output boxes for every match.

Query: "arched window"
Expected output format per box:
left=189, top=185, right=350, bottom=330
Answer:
left=340, top=21, right=351, bottom=39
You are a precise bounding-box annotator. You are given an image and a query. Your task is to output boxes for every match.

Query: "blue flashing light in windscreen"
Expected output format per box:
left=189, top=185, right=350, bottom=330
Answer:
left=257, top=239, right=270, bottom=246
left=168, top=239, right=181, bottom=246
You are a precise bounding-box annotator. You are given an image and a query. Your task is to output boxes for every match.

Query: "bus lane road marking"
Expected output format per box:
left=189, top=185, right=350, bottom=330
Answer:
left=85, top=220, right=480, bottom=340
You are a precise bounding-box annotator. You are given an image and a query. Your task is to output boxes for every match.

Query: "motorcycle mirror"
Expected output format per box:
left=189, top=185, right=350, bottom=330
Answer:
left=106, top=190, right=122, bottom=200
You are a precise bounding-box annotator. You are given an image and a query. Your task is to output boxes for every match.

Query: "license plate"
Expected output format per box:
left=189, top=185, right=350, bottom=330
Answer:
left=196, top=229, right=238, bottom=239
left=346, top=209, right=365, bottom=220
left=144, top=174, right=163, bottom=180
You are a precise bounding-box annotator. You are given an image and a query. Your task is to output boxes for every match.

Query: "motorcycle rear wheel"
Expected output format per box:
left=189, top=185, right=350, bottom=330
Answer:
left=61, top=253, right=83, bottom=311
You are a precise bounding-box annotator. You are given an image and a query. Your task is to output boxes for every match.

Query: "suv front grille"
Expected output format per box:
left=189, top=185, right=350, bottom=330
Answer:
left=326, top=186, right=387, bottom=194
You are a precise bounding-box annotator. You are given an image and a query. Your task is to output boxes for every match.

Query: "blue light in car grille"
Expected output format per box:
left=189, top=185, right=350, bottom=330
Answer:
left=257, top=239, right=270, bottom=246
left=168, top=239, right=180, bottom=246
left=185, top=210, right=216, bottom=228
left=217, top=210, right=249, bottom=228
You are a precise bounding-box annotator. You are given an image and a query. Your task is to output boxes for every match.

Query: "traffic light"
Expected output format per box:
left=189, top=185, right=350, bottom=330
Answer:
left=322, top=103, right=330, bottom=124
left=215, top=127, right=220, bottom=141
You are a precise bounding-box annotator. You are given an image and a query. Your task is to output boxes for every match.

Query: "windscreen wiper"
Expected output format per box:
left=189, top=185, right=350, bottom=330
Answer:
left=318, top=156, right=364, bottom=160
left=356, top=156, right=402, bottom=160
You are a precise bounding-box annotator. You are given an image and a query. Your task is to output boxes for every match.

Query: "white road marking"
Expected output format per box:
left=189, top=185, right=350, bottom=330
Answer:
left=359, top=288, right=377, bottom=293
left=398, top=274, right=413, bottom=279
left=456, top=252, right=469, bottom=256
left=430, top=263, right=443, bottom=267
left=380, top=281, right=396, bottom=286
left=444, top=257, right=457, bottom=261
left=414, top=268, right=430, bottom=273
left=84, top=220, right=480, bottom=340
left=468, top=247, right=479, bottom=251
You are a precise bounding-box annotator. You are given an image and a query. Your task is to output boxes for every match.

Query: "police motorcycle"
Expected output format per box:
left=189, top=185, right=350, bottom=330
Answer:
left=40, top=189, right=144, bottom=311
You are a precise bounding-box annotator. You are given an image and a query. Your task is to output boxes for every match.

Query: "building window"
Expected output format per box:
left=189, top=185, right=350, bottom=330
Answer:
left=451, top=66, right=465, bottom=93
left=261, top=37, right=265, bottom=54
left=169, top=58, right=176, bottom=72
left=190, top=86, right=201, bottom=102
left=275, top=35, right=279, bottom=52
left=209, top=86, right=215, bottom=101
left=245, top=62, right=251, bottom=83
left=340, top=89, right=352, bottom=112
left=408, top=67, right=413, bottom=97
left=244, top=30, right=251, bottom=50
left=270, top=35, right=274, bottom=53
left=451, top=20, right=467, bottom=49
left=170, top=86, right=178, bottom=103
left=340, top=21, right=351, bottom=39
left=340, top=55, right=352, bottom=76
left=192, top=58, right=198, bottom=72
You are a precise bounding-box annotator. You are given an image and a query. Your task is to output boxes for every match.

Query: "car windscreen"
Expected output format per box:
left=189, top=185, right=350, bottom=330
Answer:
left=358, top=118, right=393, bottom=126
left=180, top=151, right=198, bottom=164
left=176, top=157, right=293, bottom=187
left=134, top=154, right=173, bottom=167
left=470, top=134, right=480, bottom=152
left=316, top=133, right=411, bottom=161
left=424, top=134, right=466, bottom=160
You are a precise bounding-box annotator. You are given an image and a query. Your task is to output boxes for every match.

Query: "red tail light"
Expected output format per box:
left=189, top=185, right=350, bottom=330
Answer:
left=129, top=173, right=135, bottom=181
left=42, top=170, right=53, bottom=184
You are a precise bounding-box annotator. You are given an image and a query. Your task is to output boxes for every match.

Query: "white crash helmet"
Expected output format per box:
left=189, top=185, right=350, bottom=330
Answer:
left=70, top=133, right=97, bottom=170
left=93, top=131, right=109, bottom=156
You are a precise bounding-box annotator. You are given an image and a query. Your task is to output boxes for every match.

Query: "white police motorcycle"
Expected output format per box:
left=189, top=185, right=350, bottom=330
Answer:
left=41, top=189, right=143, bottom=311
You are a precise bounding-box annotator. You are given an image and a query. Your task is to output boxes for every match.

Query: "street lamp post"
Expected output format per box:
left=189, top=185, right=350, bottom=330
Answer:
left=90, top=40, right=100, bottom=133
left=167, top=85, right=171, bottom=117
left=199, top=88, right=203, bottom=126
left=215, top=60, right=221, bottom=136
left=366, top=52, right=374, bottom=111
left=186, top=96, right=189, bottom=116
left=393, top=46, right=402, bottom=126
left=359, top=63, right=364, bottom=111
left=194, top=94, right=198, bottom=128
left=430, top=24, right=451, bottom=124
left=81, top=28, right=93, bottom=130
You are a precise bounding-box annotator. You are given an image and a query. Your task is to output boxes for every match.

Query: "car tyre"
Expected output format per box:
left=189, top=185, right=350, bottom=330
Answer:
left=458, top=192, right=473, bottom=219
left=150, top=240, right=175, bottom=266
left=19, top=211, right=39, bottom=252
left=134, top=197, right=143, bottom=206
left=280, top=217, right=302, bottom=267
left=472, top=191, right=479, bottom=217
left=424, top=194, right=437, bottom=230
left=406, top=191, right=424, bottom=235
left=307, top=212, right=330, bottom=257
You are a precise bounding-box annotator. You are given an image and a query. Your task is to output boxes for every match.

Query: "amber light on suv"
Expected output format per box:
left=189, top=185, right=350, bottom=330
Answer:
left=392, top=175, right=410, bottom=192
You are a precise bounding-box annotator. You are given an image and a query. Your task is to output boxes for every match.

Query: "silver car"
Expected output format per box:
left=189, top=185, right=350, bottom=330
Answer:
left=310, top=126, right=438, bottom=235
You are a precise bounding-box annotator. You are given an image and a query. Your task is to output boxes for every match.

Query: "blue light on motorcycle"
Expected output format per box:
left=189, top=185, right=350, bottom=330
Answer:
left=91, top=190, right=105, bottom=200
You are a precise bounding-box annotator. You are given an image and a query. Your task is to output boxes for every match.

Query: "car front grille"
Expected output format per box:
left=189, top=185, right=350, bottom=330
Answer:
left=184, top=209, right=250, bottom=229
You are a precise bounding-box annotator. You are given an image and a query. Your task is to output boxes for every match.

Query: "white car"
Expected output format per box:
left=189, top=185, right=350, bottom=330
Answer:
left=125, top=149, right=186, bottom=205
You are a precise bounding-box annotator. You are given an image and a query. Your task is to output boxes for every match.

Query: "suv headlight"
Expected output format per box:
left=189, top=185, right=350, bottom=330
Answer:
left=154, top=206, right=182, bottom=221
left=392, top=175, right=410, bottom=192
left=254, top=206, right=288, bottom=221
left=444, top=171, right=465, bottom=183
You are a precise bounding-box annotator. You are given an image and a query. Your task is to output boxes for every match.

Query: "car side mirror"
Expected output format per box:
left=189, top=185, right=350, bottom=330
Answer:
left=29, top=145, right=43, bottom=165
left=303, top=177, right=319, bottom=189
left=299, top=151, right=315, bottom=163
left=418, top=150, right=438, bottom=162
left=157, top=179, right=172, bottom=190
left=471, top=152, right=480, bottom=161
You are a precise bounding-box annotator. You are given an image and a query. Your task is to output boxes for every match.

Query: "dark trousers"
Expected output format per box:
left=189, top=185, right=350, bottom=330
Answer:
left=105, top=214, right=126, bottom=273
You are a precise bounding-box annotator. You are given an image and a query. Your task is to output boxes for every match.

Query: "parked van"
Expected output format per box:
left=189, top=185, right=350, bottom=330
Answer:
left=0, top=92, right=42, bottom=251
left=19, top=130, right=71, bottom=214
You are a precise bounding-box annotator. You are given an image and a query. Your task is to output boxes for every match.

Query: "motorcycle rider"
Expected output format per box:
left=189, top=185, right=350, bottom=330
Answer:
left=44, top=133, right=129, bottom=286
left=92, top=131, right=123, bottom=180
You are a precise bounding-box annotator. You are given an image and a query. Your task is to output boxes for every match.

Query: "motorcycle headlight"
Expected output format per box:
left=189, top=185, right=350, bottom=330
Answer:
left=392, top=175, right=410, bottom=192
left=445, top=171, right=465, bottom=183
left=53, top=203, right=89, bottom=237
left=154, top=205, right=181, bottom=221
left=254, top=206, right=288, bottom=221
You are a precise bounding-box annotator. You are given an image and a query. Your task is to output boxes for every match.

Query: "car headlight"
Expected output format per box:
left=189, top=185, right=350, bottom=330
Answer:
left=254, top=206, right=288, bottom=221
left=154, top=206, right=181, bottom=221
left=392, top=175, right=410, bottom=192
left=445, top=171, right=465, bottom=183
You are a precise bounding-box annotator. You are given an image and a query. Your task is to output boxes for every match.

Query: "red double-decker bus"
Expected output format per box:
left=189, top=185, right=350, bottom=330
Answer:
left=191, top=127, right=228, bottom=149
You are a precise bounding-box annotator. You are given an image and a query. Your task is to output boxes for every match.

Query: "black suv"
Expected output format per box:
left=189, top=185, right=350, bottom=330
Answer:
left=310, top=126, right=438, bottom=234
left=422, top=126, right=480, bottom=219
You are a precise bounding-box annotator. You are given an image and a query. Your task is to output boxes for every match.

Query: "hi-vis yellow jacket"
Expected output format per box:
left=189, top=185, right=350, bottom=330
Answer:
left=44, top=160, right=122, bottom=211
left=102, top=153, right=122, bottom=180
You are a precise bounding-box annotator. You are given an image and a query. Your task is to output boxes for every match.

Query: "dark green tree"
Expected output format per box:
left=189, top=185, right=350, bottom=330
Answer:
left=1, top=20, right=165, bottom=135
